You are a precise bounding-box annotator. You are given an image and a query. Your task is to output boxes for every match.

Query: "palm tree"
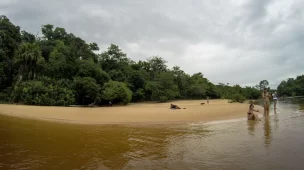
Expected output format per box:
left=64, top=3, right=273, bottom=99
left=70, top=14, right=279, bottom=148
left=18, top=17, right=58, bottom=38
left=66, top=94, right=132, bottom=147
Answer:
left=15, top=43, right=43, bottom=81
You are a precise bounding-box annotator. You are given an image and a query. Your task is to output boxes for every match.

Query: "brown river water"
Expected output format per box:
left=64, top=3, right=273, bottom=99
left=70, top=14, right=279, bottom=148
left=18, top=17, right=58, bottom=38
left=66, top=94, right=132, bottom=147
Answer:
left=1, top=98, right=304, bottom=170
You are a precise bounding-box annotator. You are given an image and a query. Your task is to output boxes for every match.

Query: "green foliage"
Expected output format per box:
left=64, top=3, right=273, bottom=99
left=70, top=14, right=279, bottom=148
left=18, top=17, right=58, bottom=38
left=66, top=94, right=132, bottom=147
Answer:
left=102, top=81, right=132, bottom=104
left=0, top=87, right=12, bottom=103
left=0, top=15, right=279, bottom=105
left=216, top=83, right=260, bottom=102
left=76, top=59, right=110, bottom=86
left=21, top=31, right=36, bottom=43
left=278, top=75, right=304, bottom=97
left=259, top=80, right=269, bottom=90
left=12, top=79, right=74, bottom=106
left=0, top=15, right=21, bottom=89
left=72, top=77, right=101, bottom=105
left=228, top=93, right=246, bottom=103
left=186, top=73, right=208, bottom=99
left=242, top=86, right=261, bottom=99
left=15, top=42, right=44, bottom=81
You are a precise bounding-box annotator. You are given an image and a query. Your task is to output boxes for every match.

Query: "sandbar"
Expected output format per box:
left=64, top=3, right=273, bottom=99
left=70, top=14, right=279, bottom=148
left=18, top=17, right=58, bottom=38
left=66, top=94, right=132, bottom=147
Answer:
left=0, top=100, right=263, bottom=125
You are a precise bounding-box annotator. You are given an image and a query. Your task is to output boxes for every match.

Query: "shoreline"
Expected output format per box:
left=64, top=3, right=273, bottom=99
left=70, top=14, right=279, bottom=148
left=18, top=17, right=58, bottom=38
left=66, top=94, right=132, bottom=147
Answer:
left=0, top=100, right=263, bottom=125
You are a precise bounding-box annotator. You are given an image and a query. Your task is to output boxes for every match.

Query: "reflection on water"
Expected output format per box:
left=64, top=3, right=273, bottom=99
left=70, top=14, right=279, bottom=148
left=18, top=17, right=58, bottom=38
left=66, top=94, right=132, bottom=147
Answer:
left=1, top=99, right=304, bottom=169
left=247, top=120, right=258, bottom=136
left=274, top=111, right=279, bottom=130
left=247, top=118, right=274, bottom=148
left=263, top=118, right=272, bottom=147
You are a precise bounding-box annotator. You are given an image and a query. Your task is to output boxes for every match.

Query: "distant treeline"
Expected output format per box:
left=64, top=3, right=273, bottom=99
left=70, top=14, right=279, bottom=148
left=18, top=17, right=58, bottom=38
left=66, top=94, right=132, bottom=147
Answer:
left=277, top=75, right=304, bottom=97
left=1, top=15, right=266, bottom=106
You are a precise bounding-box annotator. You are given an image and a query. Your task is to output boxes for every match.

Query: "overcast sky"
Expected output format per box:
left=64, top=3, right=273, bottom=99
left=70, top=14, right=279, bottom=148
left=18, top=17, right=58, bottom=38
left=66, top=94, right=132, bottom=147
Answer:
left=1, top=0, right=304, bottom=88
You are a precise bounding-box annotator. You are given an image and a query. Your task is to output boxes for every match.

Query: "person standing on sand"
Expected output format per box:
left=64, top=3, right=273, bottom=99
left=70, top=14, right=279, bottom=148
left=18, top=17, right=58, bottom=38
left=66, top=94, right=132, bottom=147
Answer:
left=262, top=88, right=271, bottom=117
left=207, top=96, right=209, bottom=104
left=247, top=104, right=261, bottom=121
left=272, top=92, right=278, bottom=109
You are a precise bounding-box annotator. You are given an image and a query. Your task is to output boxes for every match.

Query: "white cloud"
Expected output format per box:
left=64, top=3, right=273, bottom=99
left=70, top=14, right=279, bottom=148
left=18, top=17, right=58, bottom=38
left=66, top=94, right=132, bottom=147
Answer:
left=2, top=0, right=304, bottom=89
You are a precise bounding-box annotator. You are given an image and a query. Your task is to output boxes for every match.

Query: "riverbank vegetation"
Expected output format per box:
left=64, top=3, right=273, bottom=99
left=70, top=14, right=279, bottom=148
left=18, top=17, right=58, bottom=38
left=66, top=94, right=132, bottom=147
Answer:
left=1, top=15, right=263, bottom=106
left=277, top=75, right=304, bottom=97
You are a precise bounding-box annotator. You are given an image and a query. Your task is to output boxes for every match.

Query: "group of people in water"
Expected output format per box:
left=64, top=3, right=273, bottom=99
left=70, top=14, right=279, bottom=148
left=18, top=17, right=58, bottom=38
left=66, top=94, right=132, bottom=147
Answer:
left=170, top=88, right=279, bottom=121
left=247, top=88, right=278, bottom=121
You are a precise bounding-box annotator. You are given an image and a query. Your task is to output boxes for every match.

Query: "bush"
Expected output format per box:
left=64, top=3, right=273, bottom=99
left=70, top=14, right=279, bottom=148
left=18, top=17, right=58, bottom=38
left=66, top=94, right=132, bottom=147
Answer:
left=132, top=88, right=145, bottom=102
left=76, top=60, right=110, bottom=86
left=12, top=80, right=75, bottom=106
left=102, top=81, right=132, bottom=105
left=0, top=88, right=12, bottom=103
left=72, top=77, right=101, bottom=105
left=228, top=93, right=246, bottom=103
left=159, top=96, right=168, bottom=102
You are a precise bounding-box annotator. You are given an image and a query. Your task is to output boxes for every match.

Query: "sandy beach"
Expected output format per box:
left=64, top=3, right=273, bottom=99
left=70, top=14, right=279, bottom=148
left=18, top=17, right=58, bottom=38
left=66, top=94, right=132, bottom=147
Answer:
left=0, top=100, right=263, bottom=125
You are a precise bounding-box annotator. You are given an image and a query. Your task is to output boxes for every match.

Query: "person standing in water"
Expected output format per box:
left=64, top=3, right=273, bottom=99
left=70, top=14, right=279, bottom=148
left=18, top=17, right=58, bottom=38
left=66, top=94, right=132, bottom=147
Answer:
left=272, top=92, right=278, bottom=109
left=262, top=88, right=271, bottom=117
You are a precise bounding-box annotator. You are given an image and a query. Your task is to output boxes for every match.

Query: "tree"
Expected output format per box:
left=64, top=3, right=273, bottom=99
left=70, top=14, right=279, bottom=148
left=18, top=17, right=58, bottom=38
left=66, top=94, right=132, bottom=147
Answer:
left=76, top=59, right=110, bottom=86
left=147, top=56, right=168, bottom=79
left=38, top=40, right=56, bottom=61
left=42, top=40, right=78, bottom=79
left=73, top=77, right=101, bottom=105
left=99, top=44, right=131, bottom=82
left=171, top=66, right=190, bottom=98
left=186, top=73, right=208, bottom=99
left=21, top=31, right=36, bottom=43
left=102, top=81, right=132, bottom=105
left=206, top=82, right=220, bottom=99
left=99, top=44, right=129, bottom=71
left=1, top=15, right=282, bottom=105
left=0, top=15, right=21, bottom=89
left=277, top=75, right=304, bottom=97
left=53, top=27, right=67, bottom=40
left=259, top=80, right=269, bottom=90
left=41, top=24, right=54, bottom=40
left=89, top=42, right=99, bottom=51
left=144, top=72, right=179, bottom=101
left=12, top=79, right=75, bottom=106
left=128, top=69, right=149, bottom=101
left=243, top=86, right=260, bottom=99
left=15, top=43, right=44, bottom=81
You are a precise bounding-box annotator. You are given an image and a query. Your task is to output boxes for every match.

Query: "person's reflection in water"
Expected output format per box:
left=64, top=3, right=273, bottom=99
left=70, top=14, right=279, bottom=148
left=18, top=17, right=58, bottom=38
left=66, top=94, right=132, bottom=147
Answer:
left=247, top=120, right=259, bottom=136
left=263, top=118, right=273, bottom=147
left=274, top=110, right=279, bottom=131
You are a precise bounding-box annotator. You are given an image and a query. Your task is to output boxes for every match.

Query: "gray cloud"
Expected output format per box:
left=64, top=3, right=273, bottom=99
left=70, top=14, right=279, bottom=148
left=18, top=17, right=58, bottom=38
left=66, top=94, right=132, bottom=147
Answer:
left=2, top=0, right=304, bottom=89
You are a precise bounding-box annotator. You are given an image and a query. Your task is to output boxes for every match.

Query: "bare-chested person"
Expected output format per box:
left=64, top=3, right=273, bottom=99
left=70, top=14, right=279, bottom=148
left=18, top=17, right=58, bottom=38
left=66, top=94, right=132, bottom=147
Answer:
left=247, top=104, right=261, bottom=121
left=170, top=103, right=181, bottom=109
left=262, top=88, right=271, bottom=117
left=170, top=103, right=187, bottom=109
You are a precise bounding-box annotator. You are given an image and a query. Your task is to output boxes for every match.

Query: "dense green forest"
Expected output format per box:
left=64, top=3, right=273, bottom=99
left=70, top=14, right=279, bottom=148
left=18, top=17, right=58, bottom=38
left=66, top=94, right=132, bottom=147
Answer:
left=1, top=15, right=267, bottom=106
left=277, top=75, right=304, bottom=97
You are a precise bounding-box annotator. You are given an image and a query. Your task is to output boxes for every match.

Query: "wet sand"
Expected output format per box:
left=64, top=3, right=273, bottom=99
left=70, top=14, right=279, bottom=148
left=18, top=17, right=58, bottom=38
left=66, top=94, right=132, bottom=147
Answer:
left=0, top=100, right=263, bottom=125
